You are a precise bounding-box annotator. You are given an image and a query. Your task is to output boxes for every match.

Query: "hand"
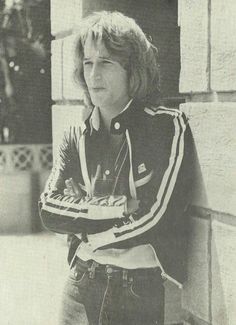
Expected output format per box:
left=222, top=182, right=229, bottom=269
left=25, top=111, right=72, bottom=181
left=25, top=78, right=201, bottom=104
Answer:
left=63, top=178, right=83, bottom=199
left=126, top=198, right=140, bottom=214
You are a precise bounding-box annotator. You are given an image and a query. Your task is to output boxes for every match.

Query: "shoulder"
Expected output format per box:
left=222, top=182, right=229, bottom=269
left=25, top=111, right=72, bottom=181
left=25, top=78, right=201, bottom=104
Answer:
left=143, top=105, right=188, bottom=128
left=141, top=106, right=189, bottom=144
left=144, top=105, right=187, bottom=120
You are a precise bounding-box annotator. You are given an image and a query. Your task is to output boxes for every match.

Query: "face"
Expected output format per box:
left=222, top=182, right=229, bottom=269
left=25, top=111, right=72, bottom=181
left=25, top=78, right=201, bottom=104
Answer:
left=83, top=37, right=130, bottom=113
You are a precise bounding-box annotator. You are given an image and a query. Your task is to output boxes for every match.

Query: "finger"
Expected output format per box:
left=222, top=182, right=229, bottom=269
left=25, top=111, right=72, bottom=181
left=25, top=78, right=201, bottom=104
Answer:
left=127, top=199, right=140, bottom=214
left=63, top=189, right=70, bottom=196
left=65, top=179, right=76, bottom=196
left=70, top=178, right=82, bottom=196
left=65, top=179, right=73, bottom=190
left=64, top=189, right=77, bottom=197
left=64, top=179, right=76, bottom=196
left=65, top=178, right=83, bottom=198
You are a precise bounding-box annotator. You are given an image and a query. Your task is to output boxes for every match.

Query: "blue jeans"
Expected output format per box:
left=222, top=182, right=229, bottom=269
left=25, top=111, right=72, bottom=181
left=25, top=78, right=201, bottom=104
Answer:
left=59, top=258, right=164, bottom=325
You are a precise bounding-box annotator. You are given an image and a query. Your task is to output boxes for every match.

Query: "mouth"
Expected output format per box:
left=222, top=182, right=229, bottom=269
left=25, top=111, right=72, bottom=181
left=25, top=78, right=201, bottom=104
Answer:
left=90, top=87, right=106, bottom=92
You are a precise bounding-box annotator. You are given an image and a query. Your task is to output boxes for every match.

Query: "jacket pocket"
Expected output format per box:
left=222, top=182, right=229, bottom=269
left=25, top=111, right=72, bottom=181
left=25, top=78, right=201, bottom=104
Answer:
left=127, top=269, right=163, bottom=300
left=68, top=258, right=89, bottom=284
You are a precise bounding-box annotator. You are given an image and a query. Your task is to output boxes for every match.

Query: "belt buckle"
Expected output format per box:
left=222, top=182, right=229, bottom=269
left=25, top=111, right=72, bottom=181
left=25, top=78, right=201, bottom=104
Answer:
left=88, top=261, right=99, bottom=279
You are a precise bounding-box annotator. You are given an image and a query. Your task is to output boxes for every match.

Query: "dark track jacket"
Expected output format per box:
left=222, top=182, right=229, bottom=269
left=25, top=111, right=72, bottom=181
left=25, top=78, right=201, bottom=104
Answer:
left=39, top=100, right=195, bottom=285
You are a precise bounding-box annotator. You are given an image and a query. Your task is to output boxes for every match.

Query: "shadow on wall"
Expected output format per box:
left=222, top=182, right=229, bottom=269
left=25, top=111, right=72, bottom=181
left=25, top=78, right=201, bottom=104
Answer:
left=191, top=138, right=208, bottom=209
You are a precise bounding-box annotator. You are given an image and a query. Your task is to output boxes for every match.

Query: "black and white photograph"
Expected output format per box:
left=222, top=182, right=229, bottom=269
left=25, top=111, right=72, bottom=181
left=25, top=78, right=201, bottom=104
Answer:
left=0, top=1, right=235, bottom=324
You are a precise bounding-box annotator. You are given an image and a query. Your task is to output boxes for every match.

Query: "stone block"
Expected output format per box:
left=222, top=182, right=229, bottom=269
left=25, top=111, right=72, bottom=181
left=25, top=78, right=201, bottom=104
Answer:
left=51, top=0, right=83, bottom=35
left=182, top=217, right=210, bottom=322
left=179, top=0, right=209, bottom=92
left=211, top=0, right=236, bottom=91
left=52, top=105, right=89, bottom=159
left=51, top=40, right=63, bottom=100
left=62, top=35, right=84, bottom=100
left=180, top=102, right=236, bottom=216
left=211, top=219, right=236, bottom=325
left=183, top=314, right=210, bottom=325
left=164, top=281, right=183, bottom=324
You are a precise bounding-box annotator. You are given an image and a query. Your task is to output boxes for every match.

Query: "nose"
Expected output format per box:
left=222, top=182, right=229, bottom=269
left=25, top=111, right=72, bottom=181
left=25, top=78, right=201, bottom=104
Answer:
left=90, top=62, right=101, bottom=80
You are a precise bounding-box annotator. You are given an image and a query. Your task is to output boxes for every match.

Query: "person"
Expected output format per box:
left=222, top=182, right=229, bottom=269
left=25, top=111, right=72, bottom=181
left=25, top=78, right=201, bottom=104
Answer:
left=39, top=11, right=195, bottom=325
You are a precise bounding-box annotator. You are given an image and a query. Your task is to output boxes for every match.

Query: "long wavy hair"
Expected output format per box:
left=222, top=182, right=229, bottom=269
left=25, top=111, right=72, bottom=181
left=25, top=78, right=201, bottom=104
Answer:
left=74, top=11, right=160, bottom=109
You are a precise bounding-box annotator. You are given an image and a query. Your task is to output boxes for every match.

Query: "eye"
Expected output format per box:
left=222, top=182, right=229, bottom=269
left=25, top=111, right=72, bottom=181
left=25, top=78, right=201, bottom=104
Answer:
left=102, top=60, right=113, bottom=65
left=83, top=60, right=92, bottom=66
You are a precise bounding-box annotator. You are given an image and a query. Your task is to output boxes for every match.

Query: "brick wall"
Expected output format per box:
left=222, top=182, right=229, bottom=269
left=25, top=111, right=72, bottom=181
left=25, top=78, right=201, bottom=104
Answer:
left=179, top=1, right=236, bottom=324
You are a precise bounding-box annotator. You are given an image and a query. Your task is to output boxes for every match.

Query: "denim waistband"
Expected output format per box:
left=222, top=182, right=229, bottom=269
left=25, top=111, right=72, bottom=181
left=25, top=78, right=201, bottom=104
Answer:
left=73, top=256, right=162, bottom=280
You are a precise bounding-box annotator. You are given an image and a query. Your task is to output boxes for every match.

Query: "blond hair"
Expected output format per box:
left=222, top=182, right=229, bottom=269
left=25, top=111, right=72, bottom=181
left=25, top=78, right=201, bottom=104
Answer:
left=74, top=11, right=160, bottom=108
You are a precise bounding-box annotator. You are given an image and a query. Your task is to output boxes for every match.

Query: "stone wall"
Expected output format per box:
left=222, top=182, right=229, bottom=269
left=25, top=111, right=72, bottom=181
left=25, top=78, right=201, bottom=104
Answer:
left=179, top=1, right=236, bottom=324
left=51, top=0, right=85, bottom=156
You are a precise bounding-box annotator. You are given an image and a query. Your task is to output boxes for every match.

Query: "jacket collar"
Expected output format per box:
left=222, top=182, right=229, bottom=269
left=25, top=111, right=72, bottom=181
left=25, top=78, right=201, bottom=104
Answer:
left=83, top=99, right=138, bottom=135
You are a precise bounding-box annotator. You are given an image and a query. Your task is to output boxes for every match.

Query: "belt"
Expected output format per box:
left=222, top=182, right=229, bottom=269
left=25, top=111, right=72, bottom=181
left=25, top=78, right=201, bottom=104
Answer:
left=89, top=262, right=127, bottom=280
left=74, top=257, right=162, bottom=281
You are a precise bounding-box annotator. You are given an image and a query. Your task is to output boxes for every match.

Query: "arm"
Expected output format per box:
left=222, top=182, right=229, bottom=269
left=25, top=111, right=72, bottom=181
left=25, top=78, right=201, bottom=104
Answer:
left=39, top=128, right=126, bottom=234
left=86, top=109, right=190, bottom=250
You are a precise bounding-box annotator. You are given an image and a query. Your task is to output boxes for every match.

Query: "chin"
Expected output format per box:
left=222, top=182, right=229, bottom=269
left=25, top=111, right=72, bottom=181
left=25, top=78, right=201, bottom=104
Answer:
left=91, top=98, right=108, bottom=108
left=91, top=100, right=104, bottom=108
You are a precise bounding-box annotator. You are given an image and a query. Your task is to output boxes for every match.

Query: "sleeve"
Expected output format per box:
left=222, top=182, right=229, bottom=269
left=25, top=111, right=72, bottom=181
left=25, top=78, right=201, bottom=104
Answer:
left=39, top=128, right=126, bottom=235
left=86, top=109, right=190, bottom=250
